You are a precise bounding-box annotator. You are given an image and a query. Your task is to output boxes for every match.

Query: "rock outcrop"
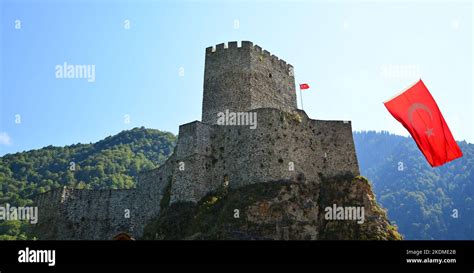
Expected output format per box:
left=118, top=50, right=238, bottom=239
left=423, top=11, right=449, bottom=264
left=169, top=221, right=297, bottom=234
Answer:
left=143, top=175, right=401, bottom=240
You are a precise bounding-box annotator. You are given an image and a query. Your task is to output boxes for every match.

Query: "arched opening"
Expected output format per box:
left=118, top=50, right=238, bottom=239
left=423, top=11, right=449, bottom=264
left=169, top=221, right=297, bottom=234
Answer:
left=113, top=232, right=135, bottom=240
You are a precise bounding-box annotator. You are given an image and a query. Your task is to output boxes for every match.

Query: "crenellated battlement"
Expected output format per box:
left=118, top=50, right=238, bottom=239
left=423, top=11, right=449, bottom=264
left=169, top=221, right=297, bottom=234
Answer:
left=205, top=41, right=293, bottom=74
left=205, top=40, right=254, bottom=53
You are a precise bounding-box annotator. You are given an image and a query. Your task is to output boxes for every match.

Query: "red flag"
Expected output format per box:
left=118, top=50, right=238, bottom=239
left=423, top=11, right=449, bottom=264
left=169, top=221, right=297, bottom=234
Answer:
left=384, top=79, right=462, bottom=167
left=300, top=83, right=310, bottom=90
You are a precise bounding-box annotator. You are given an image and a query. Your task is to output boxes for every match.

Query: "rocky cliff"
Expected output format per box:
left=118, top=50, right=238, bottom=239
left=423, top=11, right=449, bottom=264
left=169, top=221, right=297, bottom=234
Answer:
left=143, top=175, right=402, bottom=240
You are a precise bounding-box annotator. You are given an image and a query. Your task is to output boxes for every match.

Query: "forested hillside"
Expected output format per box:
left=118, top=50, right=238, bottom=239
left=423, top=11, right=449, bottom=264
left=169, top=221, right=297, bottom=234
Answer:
left=354, top=131, right=473, bottom=239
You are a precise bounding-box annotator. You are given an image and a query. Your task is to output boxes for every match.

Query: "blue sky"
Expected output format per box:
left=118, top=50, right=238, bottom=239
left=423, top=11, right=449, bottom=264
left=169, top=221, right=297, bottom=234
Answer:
left=0, top=0, right=473, bottom=156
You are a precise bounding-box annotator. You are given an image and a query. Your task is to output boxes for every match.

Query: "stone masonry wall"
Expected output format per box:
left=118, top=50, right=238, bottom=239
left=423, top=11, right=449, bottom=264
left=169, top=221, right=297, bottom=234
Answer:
left=249, top=44, right=297, bottom=112
left=202, top=41, right=297, bottom=124
left=35, top=156, right=174, bottom=239
left=169, top=108, right=360, bottom=204
left=35, top=187, right=136, bottom=240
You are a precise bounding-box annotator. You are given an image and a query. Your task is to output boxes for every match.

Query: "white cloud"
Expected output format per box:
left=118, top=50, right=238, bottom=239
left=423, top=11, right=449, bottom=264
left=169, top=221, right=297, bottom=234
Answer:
left=0, top=132, right=12, bottom=146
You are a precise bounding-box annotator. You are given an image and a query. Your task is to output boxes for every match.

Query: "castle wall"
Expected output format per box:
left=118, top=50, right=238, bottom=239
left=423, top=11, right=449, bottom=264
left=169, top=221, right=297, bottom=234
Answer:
left=35, top=157, right=174, bottom=239
left=169, top=108, right=360, bottom=204
left=133, top=161, right=174, bottom=237
left=34, top=187, right=72, bottom=240
left=308, top=118, right=360, bottom=178
left=35, top=187, right=136, bottom=240
left=60, top=189, right=135, bottom=240
left=170, top=154, right=215, bottom=203
left=169, top=122, right=218, bottom=202
left=175, top=121, right=213, bottom=157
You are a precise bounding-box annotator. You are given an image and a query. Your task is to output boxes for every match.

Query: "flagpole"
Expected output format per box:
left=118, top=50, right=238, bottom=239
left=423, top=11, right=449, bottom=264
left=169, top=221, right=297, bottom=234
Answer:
left=299, top=86, right=304, bottom=110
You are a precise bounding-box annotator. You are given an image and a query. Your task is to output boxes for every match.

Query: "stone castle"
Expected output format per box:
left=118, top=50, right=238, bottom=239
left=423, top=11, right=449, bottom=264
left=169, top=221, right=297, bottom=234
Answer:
left=34, top=41, right=361, bottom=240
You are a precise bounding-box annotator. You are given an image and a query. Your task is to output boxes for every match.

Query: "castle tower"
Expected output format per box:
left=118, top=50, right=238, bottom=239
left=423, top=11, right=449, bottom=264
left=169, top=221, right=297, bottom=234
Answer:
left=202, top=41, right=297, bottom=124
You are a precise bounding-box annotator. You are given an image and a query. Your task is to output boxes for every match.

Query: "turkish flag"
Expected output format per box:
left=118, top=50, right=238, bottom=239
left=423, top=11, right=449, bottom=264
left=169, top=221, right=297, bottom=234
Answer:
left=384, top=79, right=462, bottom=167
left=300, top=83, right=310, bottom=90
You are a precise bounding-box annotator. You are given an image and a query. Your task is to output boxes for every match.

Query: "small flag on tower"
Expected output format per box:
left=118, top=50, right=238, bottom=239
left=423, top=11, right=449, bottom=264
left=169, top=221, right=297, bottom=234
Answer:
left=298, top=83, right=309, bottom=110
left=300, top=83, right=310, bottom=90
